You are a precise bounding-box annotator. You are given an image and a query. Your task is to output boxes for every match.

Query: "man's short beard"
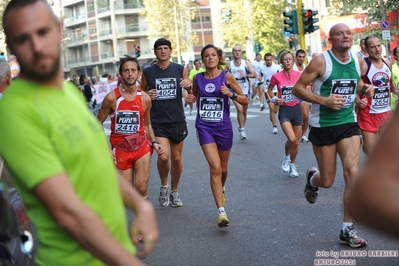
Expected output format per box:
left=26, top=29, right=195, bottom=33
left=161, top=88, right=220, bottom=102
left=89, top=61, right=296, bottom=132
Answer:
left=20, top=57, right=60, bottom=81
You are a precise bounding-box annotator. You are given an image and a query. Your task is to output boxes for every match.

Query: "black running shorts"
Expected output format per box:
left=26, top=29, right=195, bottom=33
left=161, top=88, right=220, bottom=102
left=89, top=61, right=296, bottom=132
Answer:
left=308, top=122, right=360, bottom=146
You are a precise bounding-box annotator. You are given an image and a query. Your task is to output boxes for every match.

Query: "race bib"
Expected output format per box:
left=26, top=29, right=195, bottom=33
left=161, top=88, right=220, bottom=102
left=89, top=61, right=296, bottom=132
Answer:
left=331, top=79, right=357, bottom=108
left=155, top=78, right=177, bottom=100
left=371, top=86, right=390, bottom=110
left=237, top=78, right=249, bottom=95
left=115, top=111, right=140, bottom=134
left=199, top=97, right=224, bottom=122
left=281, top=85, right=296, bottom=103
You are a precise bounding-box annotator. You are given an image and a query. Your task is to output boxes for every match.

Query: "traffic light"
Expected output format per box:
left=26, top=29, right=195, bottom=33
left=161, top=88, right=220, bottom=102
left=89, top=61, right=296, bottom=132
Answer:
left=283, top=10, right=299, bottom=35
left=302, top=9, right=319, bottom=33
left=222, top=9, right=232, bottom=23
left=135, top=46, right=141, bottom=58
left=254, top=42, right=263, bottom=53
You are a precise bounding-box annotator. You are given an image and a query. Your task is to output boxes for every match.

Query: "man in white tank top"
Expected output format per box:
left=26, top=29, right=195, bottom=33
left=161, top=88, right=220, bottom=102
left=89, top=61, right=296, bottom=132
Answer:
left=228, top=45, right=256, bottom=140
left=356, top=35, right=398, bottom=156
left=293, top=49, right=310, bottom=143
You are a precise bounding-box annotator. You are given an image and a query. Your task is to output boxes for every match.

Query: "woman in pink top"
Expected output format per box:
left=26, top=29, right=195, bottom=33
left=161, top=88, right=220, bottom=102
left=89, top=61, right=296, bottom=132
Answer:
left=267, top=50, right=302, bottom=178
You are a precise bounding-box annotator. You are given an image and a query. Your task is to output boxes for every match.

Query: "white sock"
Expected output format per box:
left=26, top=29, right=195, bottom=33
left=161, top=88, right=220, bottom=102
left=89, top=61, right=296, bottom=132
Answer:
left=343, top=222, right=353, bottom=231
left=240, top=127, right=245, bottom=131
left=218, top=207, right=225, bottom=213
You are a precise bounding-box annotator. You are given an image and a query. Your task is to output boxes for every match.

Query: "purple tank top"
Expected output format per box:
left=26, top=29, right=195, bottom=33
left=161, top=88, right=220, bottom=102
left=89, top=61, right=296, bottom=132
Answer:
left=195, top=71, right=232, bottom=129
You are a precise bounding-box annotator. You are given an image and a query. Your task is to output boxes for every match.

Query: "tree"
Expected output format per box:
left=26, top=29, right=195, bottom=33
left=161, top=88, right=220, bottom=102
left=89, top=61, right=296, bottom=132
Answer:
left=141, top=0, right=197, bottom=60
left=331, top=0, right=399, bottom=37
left=220, top=0, right=288, bottom=57
left=0, top=0, right=11, bottom=47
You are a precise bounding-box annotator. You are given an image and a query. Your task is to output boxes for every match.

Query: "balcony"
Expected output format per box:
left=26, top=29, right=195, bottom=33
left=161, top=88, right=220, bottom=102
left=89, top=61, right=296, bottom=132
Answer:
left=97, top=5, right=111, bottom=15
left=67, top=56, right=89, bottom=65
left=63, top=35, right=85, bottom=47
left=117, top=25, right=147, bottom=38
left=63, top=0, right=84, bottom=7
left=101, top=52, right=115, bottom=59
left=98, top=29, right=113, bottom=41
left=63, top=13, right=87, bottom=27
left=117, top=48, right=152, bottom=58
left=115, top=2, right=144, bottom=14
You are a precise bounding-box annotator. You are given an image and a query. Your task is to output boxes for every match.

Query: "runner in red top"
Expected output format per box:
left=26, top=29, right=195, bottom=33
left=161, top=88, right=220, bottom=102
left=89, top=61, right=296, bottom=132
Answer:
left=98, top=55, right=164, bottom=198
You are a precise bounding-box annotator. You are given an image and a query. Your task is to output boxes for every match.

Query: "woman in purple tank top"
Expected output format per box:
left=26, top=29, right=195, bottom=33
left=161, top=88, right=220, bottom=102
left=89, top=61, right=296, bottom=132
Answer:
left=186, top=44, right=248, bottom=228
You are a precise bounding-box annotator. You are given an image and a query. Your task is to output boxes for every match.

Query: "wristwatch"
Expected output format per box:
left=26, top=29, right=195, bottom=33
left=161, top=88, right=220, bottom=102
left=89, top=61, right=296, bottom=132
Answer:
left=152, top=140, right=160, bottom=145
left=230, top=92, right=238, bottom=100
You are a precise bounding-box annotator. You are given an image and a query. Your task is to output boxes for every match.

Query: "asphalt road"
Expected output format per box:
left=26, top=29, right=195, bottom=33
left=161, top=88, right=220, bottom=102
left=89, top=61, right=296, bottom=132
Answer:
left=104, top=99, right=399, bottom=266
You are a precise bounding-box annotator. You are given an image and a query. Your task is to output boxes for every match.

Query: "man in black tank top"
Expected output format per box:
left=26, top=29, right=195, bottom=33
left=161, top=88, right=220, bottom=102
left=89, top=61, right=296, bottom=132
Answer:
left=141, top=38, right=193, bottom=208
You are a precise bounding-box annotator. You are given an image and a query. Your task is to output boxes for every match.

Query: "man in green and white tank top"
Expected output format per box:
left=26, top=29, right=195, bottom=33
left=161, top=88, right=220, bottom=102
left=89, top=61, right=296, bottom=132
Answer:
left=292, top=23, right=374, bottom=249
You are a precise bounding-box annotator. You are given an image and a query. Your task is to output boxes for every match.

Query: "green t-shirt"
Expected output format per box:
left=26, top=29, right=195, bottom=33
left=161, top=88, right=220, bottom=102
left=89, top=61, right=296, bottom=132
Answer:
left=391, top=63, right=399, bottom=110
left=189, top=67, right=205, bottom=80
left=0, top=80, right=135, bottom=265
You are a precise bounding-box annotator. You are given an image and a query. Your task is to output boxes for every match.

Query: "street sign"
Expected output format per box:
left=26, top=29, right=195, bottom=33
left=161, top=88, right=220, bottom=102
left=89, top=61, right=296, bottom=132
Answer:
left=282, top=29, right=291, bottom=37
left=381, top=19, right=390, bottom=30
left=382, top=30, right=391, bottom=40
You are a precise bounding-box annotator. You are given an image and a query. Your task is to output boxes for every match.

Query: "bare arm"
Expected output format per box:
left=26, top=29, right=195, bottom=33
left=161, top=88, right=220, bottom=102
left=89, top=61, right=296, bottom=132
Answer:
left=245, top=61, right=256, bottom=79
left=142, top=93, right=164, bottom=154
left=140, top=72, right=149, bottom=92
left=293, top=55, right=349, bottom=110
left=225, top=72, right=249, bottom=106
left=180, top=67, right=193, bottom=89
left=116, top=172, right=159, bottom=257
left=348, top=107, right=399, bottom=237
left=97, top=91, right=116, bottom=124
left=33, top=174, right=145, bottom=265
left=185, top=75, right=198, bottom=104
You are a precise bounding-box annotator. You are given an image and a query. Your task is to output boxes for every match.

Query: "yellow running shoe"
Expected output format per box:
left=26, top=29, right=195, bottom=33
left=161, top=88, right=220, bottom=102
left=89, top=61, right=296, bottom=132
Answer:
left=217, top=211, right=229, bottom=228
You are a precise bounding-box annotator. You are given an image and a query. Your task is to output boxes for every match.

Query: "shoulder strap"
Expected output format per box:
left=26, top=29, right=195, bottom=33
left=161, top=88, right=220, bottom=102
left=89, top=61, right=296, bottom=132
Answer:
left=0, top=159, right=3, bottom=180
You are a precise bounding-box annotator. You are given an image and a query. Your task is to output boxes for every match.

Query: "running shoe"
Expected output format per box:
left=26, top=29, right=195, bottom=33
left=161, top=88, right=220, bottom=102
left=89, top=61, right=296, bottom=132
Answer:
left=272, top=127, right=278, bottom=134
left=300, top=135, right=309, bottom=143
left=239, top=128, right=247, bottom=140
left=217, top=211, right=229, bottom=228
left=222, top=186, right=226, bottom=205
left=289, top=164, right=299, bottom=178
left=340, top=225, right=368, bottom=248
left=281, top=156, right=290, bottom=173
left=260, top=104, right=265, bottom=111
left=158, top=184, right=170, bottom=207
left=304, top=167, right=319, bottom=204
left=170, top=191, right=183, bottom=207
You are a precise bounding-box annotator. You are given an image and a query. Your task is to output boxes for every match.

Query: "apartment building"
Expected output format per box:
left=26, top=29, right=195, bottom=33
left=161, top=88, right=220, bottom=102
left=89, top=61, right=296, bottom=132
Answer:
left=61, top=0, right=215, bottom=78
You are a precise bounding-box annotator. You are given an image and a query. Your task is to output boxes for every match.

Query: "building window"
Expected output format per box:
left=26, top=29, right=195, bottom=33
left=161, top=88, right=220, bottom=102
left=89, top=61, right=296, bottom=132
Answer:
left=325, top=0, right=331, bottom=7
left=87, top=2, right=95, bottom=12
left=125, top=15, right=139, bottom=32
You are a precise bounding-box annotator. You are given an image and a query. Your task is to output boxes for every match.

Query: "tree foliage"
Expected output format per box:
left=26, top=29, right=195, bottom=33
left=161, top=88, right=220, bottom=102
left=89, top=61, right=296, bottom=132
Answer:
left=221, top=0, right=288, bottom=56
left=141, top=0, right=197, bottom=58
left=331, top=0, right=399, bottom=36
left=0, top=0, right=11, bottom=45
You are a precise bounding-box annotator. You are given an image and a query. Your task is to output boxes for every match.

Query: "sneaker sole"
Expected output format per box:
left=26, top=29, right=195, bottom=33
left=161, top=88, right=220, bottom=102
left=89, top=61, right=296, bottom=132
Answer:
left=339, top=240, right=368, bottom=248
left=170, top=203, right=183, bottom=208
left=290, top=173, right=299, bottom=178
left=304, top=167, right=318, bottom=204
left=159, top=197, right=170, bottom=207
left=218, top=219, right=230, bottom=228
